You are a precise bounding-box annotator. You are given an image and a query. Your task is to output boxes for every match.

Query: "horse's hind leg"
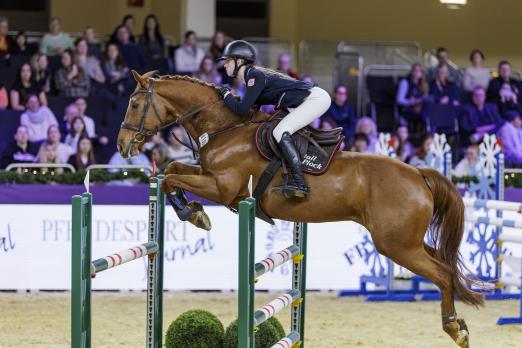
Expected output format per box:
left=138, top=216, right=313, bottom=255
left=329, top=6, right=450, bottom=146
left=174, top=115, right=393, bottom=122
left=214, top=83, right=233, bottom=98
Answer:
left=375, top=238, right=470, bottom=348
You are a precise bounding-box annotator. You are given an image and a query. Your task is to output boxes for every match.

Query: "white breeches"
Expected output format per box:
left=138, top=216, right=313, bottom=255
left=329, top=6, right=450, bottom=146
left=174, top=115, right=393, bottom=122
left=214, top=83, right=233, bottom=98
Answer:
left=272, top=86, right=331, bottom=142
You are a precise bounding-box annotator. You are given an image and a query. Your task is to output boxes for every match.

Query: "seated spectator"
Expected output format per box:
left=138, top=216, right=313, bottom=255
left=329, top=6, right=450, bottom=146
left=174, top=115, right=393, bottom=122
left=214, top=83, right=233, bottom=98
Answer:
left=138, top=14, right=165, bottom=60
left=0, top=125, right=38, bottom=168
left=0, top=82, right=7, bottom=109
left=322, top=85, right=356, bottom=144
left=10, top=32, right=34, bottom=56
left=462, top=49, right=491, bottom=92
left=74, top=38, right=105, bottom=86
left=102, top=42, right=130, bottom=95
left=408, top=134, right=434, bottom=168
left=83, top=26, right=102, bottom=59
left=64, top=116, right=88, bottom=154
left=453, top=144, right=479, bottom=177
left=209, top=31, right=229, bottom=83
left=429, top=64, right=460, bottom=106
left=108, top=151, right=150, bottom=172
left=20, top=95, right=58, bottom=143
left=41, top=124, right=72, bottom=163
left=498, top=111, right=522, bottom=166
left=10, top=63, right=47, bottom=110
left=396, top=63, right=428, bottom=134
left=143, top=132, right=167, bottom=160
left=428, top=47, right=460, bottom=86
left=110, top=15, right=136, bottom=43
left=40, top=17, right=73, bottom=56
left=74, top=98, right=97, bottom=137
left=31, top=53, right=50, bottom=93
left=487, top=60, right=520, bottom=118
left=460, top=86, right=504, bottom=145
left=54, top=49, right=90, bottom=97
left=393, top=124, right=415, bottom=162
left=113, top=24, right=146, bottom=72
left=150, top=143, right=170, bottom=173
left=37, top=141, right=63, bottom=174
left=195, top=56, right=222, bottom=85
left=355, top=116, right=378, bottom=153
left=167, top=126, right=197, bottom=163
left=0, top=16, right=13, bottom=55
left=350, top=133, right=370, bottom=153
left=68, top=136, right=96, bottom=171
left=276, top=53, right=300, bottom=80
left=175, top=30, right=205, bottom=75
left=61, top=102, right=80, bottom=135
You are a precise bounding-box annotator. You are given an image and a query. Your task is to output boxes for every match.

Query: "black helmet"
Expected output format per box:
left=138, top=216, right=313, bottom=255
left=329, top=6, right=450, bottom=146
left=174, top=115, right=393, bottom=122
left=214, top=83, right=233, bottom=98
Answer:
left=217, top=40, right=257, bottom=63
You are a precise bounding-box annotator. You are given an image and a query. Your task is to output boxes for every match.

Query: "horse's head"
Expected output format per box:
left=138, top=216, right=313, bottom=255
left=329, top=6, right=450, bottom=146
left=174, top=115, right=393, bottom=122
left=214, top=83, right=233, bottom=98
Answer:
left=117, top=70, right=176, bottom=158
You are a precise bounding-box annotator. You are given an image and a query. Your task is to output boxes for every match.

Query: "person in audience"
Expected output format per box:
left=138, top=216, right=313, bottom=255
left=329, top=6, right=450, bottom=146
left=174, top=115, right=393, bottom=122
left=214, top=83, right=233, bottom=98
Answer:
left=113, top=24, right=146, bottom=72
left=74, top=98, right=96, bottom=137
left=460, top=86, right=504, bottom=145
left=108, top=150, right=150, bottom=171
left=10, top=63, right=47, bottom=110
left=167, top=126, right=197, bottom=164
left=462, top=49, right=491, bottom=92
left=498, top=111, right=522, bottom=166
left=83, top=26, right=102, bottom=59
left=40, top=17, right=73, bottom=56
left=209, top=31, right=230, bottom=84
left=487, top=60, right=520, bottom=119
left=195, top=56, right=222, bottom=85
left=10, top=32, right=32, bottom=56
left=68, top=136, right=96, bottom=171
left=0, top=16, right=13, bottom=55
left=139, top=14, right=165, bottom=60
left=20, top=95, right=58, bottom=143
left=429, top=64, right=460, bottom=106
left=428, top=47, right=459, bottom=85
left=41, top=124, right=72, bottom=163
left=355, top=116, right=378, bottom=152
left=54, top=49, right=90, bottom=97
left=453, top=144, right=479, bottom=177
left=74, top=38, right=105, bottom=86
left=276, top=53, right=300, bottom=80
left=64, top=116, right=88, bottom=154
left=408, top=133, right=434, bottom=168
left=110, top=15, right=136, bottom=44
left=350, top=133, right=370, bottom=153
left=61, top=102, right=81, bottom=135
left=31, top=53, right=50, bottom=93
left=321, top=85, right=356, bottom=145
left=0, top=82, right=8, bottom=109
left=143, top=132, right=167, bottom=160
left=37, top=141, right=63, bottom=173
left=102, top=42, right=129, bottom=95
left=0, top=126, right=38, bottom=168
left=175, top=30, right=205, bottom=75
left=393, top=124, right=415, bottom=162
left=150, top=143, right=170, bottom=173
left=396, top=63, right=428, bottom=137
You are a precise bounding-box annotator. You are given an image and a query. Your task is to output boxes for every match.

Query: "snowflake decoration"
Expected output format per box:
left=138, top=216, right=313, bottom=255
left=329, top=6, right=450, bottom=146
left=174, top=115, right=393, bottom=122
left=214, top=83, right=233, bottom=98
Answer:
left=427, top=133, right=450, bottom=174
left=466, top=221, right=498, bottom=279
left=375, top=133, right=395, bottom=158
left=478, top=134, right=500, bottom=178
left=468, top=172, right=496, bottom=200
left=355, top=234, right=387, bottom=277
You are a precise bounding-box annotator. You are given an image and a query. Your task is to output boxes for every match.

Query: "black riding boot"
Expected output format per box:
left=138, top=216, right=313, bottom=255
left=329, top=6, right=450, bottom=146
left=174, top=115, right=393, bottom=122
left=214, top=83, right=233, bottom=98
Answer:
left=168, top=188, right=192, bottom=221
left=272, top=132, right=309, bottom=198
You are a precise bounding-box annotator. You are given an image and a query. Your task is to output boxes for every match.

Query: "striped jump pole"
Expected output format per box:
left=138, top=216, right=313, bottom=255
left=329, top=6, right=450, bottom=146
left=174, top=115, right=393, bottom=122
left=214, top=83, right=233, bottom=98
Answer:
left=465, top=215, right=522, bottom=229
left=71, top=175, right=165, bottom=348
left=463, top=197, right=522, bottom=213
left=238, top=197, right=307, bottom=348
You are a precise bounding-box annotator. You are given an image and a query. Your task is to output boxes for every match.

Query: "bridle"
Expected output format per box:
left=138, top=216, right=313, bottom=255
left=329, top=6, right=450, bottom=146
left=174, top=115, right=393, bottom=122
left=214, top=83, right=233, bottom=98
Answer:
left=120, top=77, right=222, bottom=157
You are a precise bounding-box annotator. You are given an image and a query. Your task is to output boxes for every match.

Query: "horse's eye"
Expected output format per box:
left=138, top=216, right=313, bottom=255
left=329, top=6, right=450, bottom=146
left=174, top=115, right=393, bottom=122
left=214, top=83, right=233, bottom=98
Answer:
left=131, top=103, right=139, bottom=109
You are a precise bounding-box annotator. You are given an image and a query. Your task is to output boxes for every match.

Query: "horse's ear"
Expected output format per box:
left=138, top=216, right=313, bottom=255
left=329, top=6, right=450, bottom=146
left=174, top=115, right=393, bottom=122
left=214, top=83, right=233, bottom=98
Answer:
left=131, top=70, right=147, bottom=88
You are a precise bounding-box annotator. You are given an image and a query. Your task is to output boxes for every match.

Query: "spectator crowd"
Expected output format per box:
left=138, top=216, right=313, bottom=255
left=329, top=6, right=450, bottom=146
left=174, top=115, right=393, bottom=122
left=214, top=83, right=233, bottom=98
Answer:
left=1, top=15, right=521, bottom=176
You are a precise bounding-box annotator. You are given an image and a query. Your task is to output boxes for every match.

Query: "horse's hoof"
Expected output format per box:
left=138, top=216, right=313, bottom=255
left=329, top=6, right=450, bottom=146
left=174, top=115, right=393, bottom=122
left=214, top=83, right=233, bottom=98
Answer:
left=188, top=209, right=212, bottom=231
left=455, top=319, right=469, bottom=348
left=188, top=201, right=204, bottom=212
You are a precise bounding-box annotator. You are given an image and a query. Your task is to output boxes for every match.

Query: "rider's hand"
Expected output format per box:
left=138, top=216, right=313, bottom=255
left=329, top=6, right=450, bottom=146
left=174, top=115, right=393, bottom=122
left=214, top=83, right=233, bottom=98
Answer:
left=218, top=85, right=231, bottom=98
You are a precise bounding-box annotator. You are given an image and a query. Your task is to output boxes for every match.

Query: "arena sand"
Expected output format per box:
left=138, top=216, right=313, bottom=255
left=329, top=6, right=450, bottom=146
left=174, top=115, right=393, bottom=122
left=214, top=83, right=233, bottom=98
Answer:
left=0, top=292, right=520, bottom=347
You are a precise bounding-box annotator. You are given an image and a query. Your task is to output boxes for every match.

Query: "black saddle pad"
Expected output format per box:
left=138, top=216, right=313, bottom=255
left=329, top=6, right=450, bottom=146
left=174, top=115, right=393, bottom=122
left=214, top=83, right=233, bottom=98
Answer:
left=255, top=111, right=344, bottom=175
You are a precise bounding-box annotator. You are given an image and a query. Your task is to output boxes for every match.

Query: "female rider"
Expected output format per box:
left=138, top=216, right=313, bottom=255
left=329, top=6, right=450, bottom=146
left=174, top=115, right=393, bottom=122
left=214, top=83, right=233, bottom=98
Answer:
left=217, top=40, right=331, bottom=198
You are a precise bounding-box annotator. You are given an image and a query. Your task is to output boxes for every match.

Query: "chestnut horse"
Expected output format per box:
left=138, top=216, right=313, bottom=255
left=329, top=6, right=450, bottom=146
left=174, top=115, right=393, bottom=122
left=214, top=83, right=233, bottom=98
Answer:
left=117, top=71, right=483, bottom=347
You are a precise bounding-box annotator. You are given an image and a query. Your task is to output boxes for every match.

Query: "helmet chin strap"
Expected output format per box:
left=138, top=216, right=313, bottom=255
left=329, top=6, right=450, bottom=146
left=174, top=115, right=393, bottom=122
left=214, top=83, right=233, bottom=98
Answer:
left=232, top=58, right=248, bottom=78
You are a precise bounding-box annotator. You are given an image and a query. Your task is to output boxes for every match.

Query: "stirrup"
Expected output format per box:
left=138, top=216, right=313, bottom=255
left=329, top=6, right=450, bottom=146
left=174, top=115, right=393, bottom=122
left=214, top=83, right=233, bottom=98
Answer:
left=272, top=182, right=309, bottom=198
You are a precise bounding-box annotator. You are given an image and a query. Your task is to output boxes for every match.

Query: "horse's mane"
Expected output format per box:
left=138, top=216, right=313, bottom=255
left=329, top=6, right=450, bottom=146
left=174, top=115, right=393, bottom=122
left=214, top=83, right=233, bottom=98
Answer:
left=158, top=74, right=219, bottom=92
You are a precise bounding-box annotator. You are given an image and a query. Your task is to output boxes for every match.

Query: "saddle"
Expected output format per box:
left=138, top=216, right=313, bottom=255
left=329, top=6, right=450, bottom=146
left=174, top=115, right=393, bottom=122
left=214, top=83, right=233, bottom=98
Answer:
left=255, top=111, right=344, bottom=175
left=252, top=110, right=344, bottom=224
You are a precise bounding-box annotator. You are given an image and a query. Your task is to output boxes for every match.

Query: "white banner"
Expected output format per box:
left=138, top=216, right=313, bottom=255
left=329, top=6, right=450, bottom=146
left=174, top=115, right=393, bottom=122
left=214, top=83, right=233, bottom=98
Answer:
left=0, top=205, right=519, bottom=291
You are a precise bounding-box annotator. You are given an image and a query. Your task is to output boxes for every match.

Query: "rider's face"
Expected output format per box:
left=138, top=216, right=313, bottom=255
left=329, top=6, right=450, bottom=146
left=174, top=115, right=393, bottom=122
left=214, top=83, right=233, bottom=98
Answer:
left=224, top=59, right=235, bottom=77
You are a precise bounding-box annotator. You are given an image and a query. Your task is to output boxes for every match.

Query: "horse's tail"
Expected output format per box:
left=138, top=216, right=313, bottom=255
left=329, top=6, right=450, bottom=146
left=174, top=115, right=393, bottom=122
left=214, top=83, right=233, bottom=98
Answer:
left=419, top=168, right=485, bottom=307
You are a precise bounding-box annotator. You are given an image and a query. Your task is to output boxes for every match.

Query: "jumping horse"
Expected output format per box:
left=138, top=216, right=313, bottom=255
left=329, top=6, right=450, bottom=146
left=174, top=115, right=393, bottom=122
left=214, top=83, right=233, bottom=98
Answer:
left=117, top=70, right=485, bottom=348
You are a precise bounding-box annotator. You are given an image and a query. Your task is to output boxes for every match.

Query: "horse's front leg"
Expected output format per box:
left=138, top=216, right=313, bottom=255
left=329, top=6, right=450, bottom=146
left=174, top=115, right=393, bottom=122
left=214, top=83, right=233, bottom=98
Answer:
left=161, top=173, right=221, bottom=231
left=164, top=161, right=202, bottom=175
